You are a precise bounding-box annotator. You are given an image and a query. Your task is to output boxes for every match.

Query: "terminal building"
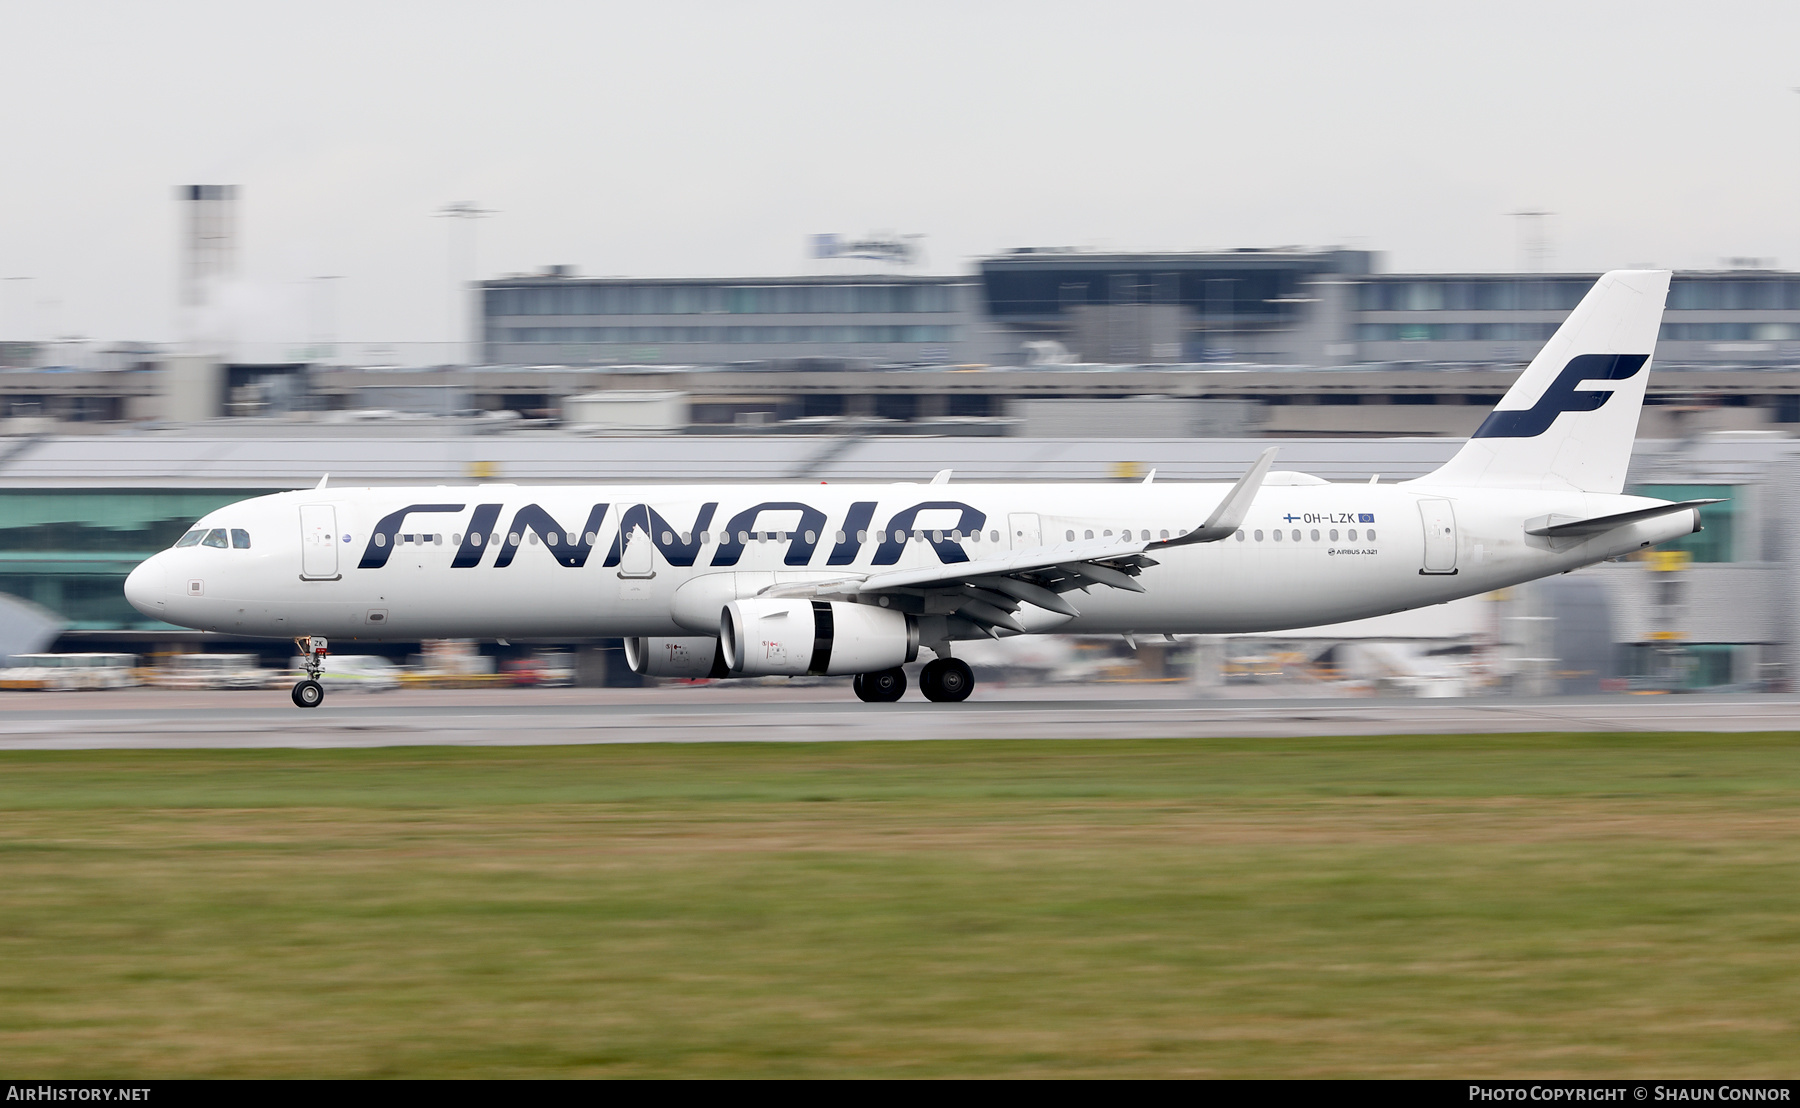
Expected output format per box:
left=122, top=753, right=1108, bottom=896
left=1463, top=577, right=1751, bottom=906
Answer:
left=480, top=249, right=1800, bottom=372
left=479, top=270, right=995, bottom=368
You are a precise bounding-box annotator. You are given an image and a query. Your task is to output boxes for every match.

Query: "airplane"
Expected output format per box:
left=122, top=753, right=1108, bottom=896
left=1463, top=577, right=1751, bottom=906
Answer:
left=125, top=269, right=1714, bottom=708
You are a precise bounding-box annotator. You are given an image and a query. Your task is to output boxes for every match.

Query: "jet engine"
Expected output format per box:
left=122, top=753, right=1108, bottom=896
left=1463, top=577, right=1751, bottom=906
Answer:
left=624, top=636, right=728, bottom=678
left=720, top=598, right=917, bottom=677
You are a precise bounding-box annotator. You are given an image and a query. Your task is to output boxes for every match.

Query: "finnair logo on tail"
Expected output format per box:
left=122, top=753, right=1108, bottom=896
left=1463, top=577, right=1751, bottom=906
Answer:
left=1471, top=354, right=1649, bottom=439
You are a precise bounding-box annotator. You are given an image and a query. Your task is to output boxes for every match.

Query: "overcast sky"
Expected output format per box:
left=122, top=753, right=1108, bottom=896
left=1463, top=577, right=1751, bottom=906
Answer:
left=3, top=0, right=1798, bottom=346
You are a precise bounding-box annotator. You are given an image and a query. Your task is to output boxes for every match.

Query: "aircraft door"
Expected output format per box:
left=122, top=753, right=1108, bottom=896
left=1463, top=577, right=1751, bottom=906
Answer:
left=617, top=522, right=655, bottom=601
left=299, top=504, right=339, bottom=579
left=1418, top=499, right=1458, bottom=575
left=618, top=524, right=655, bottom=578
left=1008, top=513, right=1042, bottom=550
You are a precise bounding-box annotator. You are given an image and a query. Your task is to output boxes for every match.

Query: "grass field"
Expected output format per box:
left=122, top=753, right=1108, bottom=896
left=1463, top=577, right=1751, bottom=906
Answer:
left=2, top=734, right=1798, bottom=1077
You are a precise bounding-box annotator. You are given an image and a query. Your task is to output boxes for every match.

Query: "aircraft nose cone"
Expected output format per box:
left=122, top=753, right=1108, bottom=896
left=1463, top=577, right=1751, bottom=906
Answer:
left=124, top=556, right=168, bottom=619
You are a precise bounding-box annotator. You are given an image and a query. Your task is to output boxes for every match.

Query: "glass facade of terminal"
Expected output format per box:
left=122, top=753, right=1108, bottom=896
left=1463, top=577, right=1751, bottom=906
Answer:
left=488, top=282, right=958, bottom=316
left=0, top=490, right=271, bottom=630
left=1358, top=275, right=1800, bottom=312
left=481, top=277, right=981, bottom=365
left=981, top=265, right=1309, bottom=321
left=1353, top=273, right=1800, bottom=367
left=496, top=325, right=961, bottom=346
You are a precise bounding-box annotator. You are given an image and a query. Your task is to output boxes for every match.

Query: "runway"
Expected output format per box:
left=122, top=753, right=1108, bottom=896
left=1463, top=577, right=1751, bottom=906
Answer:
left=2, top=684, right=1798, bottom=749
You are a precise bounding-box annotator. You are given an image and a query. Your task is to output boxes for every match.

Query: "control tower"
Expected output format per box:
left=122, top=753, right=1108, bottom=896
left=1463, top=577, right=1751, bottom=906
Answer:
left=177, top=184, right=237, bottom=352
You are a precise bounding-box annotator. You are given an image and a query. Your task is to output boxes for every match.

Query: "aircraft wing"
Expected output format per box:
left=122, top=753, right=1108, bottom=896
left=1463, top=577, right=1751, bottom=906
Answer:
left=757, top=539, right=1160, bottom=634
left=758, top=447, right=1277, bottom=635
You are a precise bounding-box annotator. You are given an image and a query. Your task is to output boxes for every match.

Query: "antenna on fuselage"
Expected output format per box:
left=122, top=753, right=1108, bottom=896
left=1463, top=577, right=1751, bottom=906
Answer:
left=315, top=474, right=330, bottom=489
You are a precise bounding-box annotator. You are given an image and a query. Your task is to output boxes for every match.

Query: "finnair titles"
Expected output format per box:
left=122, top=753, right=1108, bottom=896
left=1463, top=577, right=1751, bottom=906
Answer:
left=127, top=271, right=1713, bottom=708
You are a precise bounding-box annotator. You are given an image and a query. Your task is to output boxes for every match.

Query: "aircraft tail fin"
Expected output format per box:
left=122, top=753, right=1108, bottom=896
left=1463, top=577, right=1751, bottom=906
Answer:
left=1417, top=269, right=1671, bottom=494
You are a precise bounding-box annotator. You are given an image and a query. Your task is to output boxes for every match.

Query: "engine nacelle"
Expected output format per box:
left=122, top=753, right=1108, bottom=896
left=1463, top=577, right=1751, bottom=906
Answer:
left=720, top=599, right=917, bottom=677
left=624, top=636, right=727, bottom=678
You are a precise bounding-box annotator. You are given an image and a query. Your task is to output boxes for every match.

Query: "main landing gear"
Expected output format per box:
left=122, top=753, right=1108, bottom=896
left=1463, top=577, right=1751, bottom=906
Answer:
left=292, top=635, right=327, bottom=709
left=852, top=667, right=906, bottom=703
left=919, top=658, right=973, bottom=703
left=851, top=658, right=975, bottom=703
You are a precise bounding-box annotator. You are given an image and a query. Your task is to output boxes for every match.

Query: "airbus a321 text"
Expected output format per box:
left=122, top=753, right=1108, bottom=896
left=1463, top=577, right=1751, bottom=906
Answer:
left=126, top=270, right=1711, bottom=707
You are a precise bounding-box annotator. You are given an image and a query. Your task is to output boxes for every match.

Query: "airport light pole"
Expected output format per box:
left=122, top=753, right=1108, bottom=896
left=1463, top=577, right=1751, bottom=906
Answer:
left=1511, top=210, right=1554, bottom=274
left=310, top=276, right=343, bottom=365
left=4, top=277, right=34, bottom=341
left=436, top=202, right=492, bottom=368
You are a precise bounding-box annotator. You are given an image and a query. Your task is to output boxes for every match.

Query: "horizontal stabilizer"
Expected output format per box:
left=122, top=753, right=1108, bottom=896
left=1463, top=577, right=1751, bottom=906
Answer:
left=1524, top=498, right=1722, bottom=538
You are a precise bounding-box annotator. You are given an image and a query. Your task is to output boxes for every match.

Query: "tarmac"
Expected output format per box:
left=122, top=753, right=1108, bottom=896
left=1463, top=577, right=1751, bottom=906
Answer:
left=1, top=683, right=1797, bottom=749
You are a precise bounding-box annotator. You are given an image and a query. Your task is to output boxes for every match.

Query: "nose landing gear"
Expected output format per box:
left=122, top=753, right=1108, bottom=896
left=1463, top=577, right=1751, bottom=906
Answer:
left=292, top=679, right=324, bottom=708
left=292, top=636, right=328, bottom=708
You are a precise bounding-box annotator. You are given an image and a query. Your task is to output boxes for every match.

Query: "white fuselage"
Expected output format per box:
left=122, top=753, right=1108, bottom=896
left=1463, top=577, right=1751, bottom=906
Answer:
left=124, top=480, right=1694, bottom=642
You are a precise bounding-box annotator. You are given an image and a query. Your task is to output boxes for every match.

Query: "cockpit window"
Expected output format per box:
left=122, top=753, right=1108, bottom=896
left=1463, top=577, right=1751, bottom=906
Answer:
left=202, top=528, right=230, bottom=549
left=175, top=530, right=205, bottom=548
left=231, top=529, right=251, bottom=549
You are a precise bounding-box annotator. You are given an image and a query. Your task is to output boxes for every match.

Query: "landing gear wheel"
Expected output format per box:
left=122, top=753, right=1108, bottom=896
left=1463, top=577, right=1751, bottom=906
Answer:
left=292, top=679, right=324, bottom=709
left=920, top=658, right=973, bottom=703
left=853, top=667, right=907, bottom=703
left=918, top=660, right=940, bottom=700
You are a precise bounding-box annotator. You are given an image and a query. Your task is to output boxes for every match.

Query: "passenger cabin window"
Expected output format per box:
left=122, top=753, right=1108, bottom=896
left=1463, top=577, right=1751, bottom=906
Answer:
left=202, top=528, right=230, bottom=549
left=231, top=529, right=251, bottom=549
left=175, top=530, right=205, bottom=548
